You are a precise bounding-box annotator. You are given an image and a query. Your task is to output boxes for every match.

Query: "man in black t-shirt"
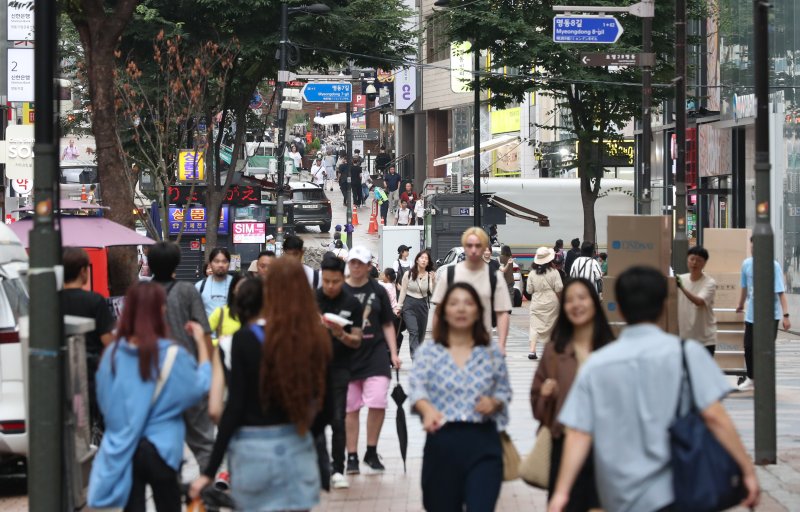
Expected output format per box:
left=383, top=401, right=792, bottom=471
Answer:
left=342, top=246, right=401, bottom=475
left=60, top=247, right=115, bottom=431
left=317, top=256, right=363, bottom=489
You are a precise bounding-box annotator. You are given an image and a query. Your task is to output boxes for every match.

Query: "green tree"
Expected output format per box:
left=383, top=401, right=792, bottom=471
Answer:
left=440, top=0, right=700, bottom=242
left=64, top=0, right=142, bottom=294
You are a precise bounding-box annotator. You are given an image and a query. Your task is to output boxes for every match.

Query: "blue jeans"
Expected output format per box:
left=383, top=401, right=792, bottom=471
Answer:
left=229, top=425, right=320, bottom=511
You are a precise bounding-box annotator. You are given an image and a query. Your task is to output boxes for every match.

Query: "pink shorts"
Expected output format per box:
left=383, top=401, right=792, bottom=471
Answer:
left=346, top=376, right=391, bottom=412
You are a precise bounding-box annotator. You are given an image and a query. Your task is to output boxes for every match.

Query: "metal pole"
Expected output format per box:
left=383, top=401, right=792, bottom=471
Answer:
left=29, top=0, right=64, bottom=508
left=345, top=101, right=353, bottom=248
left=274, top=1, right=289, bottom=256
left=672, top=0, right=689, bottom=273
left=473, top=44, right=481, bottom=228
left=640, top=6, right=653, bottom=215
left=752, top=0, right=775, bottom=466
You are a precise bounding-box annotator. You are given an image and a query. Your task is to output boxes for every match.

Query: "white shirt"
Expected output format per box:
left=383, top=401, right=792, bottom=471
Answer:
left=414, top=201, right=425, bottom=218
left=289, top=151, right=302, bottom=170
left=677, top=273, right=717, bottom=345
left=396, top=208, right=411, bottom=225
left=311, top=162, right=325, bottom=185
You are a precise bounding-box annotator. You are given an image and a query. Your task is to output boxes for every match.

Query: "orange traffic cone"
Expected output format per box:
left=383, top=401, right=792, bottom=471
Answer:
left=80, top=184, right=87, bottom=201
left=352, top=206, right=359, bottom=226
left=367, top=210, right=379, bottom=234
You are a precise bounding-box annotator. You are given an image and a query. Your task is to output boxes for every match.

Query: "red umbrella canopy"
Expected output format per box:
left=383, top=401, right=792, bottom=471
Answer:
left=9, top=217, right=156, bottom=248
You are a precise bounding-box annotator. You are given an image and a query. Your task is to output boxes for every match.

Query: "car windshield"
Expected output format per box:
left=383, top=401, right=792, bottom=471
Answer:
left=293, top=189, right=325, bottom=201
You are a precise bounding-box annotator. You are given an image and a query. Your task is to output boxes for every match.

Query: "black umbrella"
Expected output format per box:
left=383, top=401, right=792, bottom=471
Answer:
left=390, top=367, right=408, bottom=473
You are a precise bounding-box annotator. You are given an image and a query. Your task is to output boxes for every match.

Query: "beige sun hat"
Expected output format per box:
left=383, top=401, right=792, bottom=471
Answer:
left=534, top=246, right=555, bottom=265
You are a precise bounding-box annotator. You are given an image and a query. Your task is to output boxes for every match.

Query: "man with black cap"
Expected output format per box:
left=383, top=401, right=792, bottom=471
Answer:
left=564, top=237, right=581, bottom=276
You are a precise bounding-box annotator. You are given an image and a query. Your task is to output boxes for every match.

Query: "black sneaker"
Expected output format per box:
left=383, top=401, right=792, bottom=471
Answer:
left=528, top=352, right=538, bottom=360
left=346, top=455, right=360, bottom=475
left=363, top=452, right=385, bottom=474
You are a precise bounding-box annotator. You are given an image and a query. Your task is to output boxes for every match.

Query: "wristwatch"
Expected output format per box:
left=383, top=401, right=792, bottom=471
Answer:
left=783, top=313, right=790, bottom=318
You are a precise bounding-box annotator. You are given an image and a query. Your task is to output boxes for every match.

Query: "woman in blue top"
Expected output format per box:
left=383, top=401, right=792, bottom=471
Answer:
left=88, top=282, right=211, bottom=511
left=410, top=282, right=512, bottom=511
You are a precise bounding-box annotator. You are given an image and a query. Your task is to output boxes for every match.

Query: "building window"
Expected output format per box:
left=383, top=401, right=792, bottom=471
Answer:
left=426, top=16, right=450, bottom=63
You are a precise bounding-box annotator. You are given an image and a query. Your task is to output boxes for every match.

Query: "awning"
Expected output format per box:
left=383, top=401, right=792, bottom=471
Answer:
left=433, top=135, right=520, bottom=167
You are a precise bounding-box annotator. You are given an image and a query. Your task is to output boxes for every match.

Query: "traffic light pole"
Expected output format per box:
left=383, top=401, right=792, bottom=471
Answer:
left=29, top=0, right=65, bottom=509
left=672, top=0, right=689, bottom=273
left=752, top=0, right=776, bottom=465
left=640, top=9, right=653, bottom=215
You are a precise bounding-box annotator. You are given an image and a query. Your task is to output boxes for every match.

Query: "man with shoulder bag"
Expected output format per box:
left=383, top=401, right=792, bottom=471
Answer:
left=549, top=266, right=759, bottom=512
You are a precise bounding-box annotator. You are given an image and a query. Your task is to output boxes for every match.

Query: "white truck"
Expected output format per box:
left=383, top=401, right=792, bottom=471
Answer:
left=482, top=178, right=635, bottom=272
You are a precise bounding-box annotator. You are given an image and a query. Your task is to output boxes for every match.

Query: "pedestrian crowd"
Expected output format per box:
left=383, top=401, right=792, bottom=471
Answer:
left=72, top=224, right=767, bottom=511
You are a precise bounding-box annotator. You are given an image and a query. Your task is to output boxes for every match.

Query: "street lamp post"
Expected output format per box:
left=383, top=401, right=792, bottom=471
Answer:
left=752, top=0, right=775, bottom=465
left=472, top=45, right=481, bottom=228
left=672, top=0, right=689, bottom=273
left=434, top=0, right=482, bottom=228
left=275, top=1, right=330, bottom=255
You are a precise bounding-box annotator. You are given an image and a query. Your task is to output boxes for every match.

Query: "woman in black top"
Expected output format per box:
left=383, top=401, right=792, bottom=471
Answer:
left=190, top=259, right=331, bottom=511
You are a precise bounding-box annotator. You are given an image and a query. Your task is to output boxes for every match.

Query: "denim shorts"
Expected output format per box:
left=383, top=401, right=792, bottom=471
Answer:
left=228, top=424, right=320, bottom=511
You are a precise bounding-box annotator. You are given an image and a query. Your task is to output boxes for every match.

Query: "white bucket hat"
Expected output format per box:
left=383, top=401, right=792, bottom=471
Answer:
left=534, top=246, right=555, bottom=265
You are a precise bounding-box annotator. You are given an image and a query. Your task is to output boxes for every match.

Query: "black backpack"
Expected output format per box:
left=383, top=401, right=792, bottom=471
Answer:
left=447, top=264, right=498, bottom=327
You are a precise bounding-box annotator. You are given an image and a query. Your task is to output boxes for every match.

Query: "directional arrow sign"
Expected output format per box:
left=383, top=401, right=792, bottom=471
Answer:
left=553, top=15, right=624, bottom=44
left=580, top=52, right=655, bottom=67
left=301, top=82, right=352, bottom=103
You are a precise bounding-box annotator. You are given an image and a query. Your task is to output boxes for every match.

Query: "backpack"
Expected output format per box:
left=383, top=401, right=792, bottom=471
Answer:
left=447, top=264, right=498, bottom=327
left=395, top=262, right=409, bottom=298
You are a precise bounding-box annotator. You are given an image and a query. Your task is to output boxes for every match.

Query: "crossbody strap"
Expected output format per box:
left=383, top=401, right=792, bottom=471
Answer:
left=674, top=339, right=696, bottom=418
left=152, top=345, right=179, bottom=405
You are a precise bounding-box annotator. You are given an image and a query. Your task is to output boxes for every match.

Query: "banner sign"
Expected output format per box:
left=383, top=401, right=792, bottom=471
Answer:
left=232, top=222, right=266, bottom=244
left=168, top=206, right=229, bottom=235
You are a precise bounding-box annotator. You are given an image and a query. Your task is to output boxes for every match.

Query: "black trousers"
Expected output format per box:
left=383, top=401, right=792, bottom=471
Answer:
left=125, top=438, right=181, bottom=512
left=421, top=422, right=502, bottom=511
left=548, top=436, right=600, bottom=512
left=325, top=366, right=351, bottom=474
left=352, top=179, right=362, bottom=206
left=744, top=320, right=779, bottom=379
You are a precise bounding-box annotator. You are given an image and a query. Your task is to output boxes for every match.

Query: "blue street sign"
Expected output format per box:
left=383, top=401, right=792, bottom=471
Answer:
left=301, top=82, right=352, bottom=103
left=552, top=15, right=624, bottom=44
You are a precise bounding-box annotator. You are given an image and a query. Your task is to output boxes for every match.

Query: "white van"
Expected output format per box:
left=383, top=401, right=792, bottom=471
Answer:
left=0, top=224, right=30, bottom=471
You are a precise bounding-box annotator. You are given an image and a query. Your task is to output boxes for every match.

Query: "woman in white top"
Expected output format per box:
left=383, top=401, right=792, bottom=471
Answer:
left=397, top=250, right=436, bottom=358
left=288, top=144, right=303, bottom=172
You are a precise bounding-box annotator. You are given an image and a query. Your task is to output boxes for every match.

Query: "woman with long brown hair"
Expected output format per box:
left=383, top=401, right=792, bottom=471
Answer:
left=88, top=282, right=210, bottom=511
left=531, top=277, right=614, bottom=510
left=191, top=258, right=331, bottom=511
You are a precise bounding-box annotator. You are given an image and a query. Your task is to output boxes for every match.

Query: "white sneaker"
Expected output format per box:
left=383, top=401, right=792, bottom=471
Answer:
left=737, top=377, right=755, bottom=391
left=331, top=472, right=350, bottom=489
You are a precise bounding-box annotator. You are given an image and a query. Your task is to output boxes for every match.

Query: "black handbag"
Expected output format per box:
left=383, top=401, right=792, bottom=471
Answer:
left=669, top=339, right=746, bottom=511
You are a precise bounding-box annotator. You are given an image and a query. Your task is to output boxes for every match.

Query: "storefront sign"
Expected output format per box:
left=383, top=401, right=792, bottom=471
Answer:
left=490, top=107, right=521, bottom=134
left=168, top=206, right=228, bottom=235
left=394, top=67, right=416, bottom=110
left=11, top=178, right=32, bottom=196
left=2, top=124, right=35, bottom=180
left=232, top=222, right=266, bottom=244
left=8, top=48, right=34, bottom=102
left=8, top=1, right=34, bottom=41
left=177, top=149, right=205, bottom=181
left=450, top=42, right=473, bottom=93
left=168, top=185, right=261, bottom=206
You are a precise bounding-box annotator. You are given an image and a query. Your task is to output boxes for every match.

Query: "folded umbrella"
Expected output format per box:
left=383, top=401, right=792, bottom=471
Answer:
left=390, top=368, right=408, bottom=473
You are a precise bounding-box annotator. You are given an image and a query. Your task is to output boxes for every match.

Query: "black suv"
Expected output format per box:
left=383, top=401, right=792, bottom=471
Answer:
left=288, top=182, right=332, bottom=233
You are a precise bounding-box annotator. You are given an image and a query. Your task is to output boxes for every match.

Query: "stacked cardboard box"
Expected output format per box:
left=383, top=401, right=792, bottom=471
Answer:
left=607, top=215, right=672, bottom=277
left=700, top=228, right=750, bottom=372
left=604, top=216, right=677, bottom=335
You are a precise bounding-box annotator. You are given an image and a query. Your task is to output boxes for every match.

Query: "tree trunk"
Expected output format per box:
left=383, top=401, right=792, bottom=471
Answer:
left=71, top=2, right=139, bottom=295
left=578, top=135, right=599, bottom=244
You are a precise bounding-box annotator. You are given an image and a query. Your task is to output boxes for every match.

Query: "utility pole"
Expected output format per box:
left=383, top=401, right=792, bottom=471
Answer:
left=29, top=0, right=64, bottom=509
left=275, top=1, right=290, bottom=256
left=640, top=2, right=653, bottom=215
left=345, top=101, right=353, bottom=249
left=752, top=0, right=775, bottom=466
left=473, top=44, right=481, bottom=228
left=672, top=0, right=688, bottom=273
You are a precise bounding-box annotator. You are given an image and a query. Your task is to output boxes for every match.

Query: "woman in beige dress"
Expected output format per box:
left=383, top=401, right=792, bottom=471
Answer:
left=526, top=247, right=563, bottom=360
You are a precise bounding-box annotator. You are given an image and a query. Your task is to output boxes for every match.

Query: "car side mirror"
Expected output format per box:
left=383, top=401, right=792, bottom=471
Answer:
left=435, top=259, right=442, bottom=266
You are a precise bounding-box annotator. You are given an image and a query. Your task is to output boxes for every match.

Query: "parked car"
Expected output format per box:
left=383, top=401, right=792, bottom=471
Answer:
left=287, top=181, right=332, bottom=233
left=0, top=224, right=30, bottom=473
left=434, top=246, right=523, bottom=307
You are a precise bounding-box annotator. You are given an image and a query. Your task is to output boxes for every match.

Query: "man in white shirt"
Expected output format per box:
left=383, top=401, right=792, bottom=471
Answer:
left=677, top=245, right=717, bottom=355
left=569, top=241, right=603, bottom=293
left=395, top=200, right=412, bottom=226
left=311, top=154, right=326, bottom=186
left=430, top=227, right=512, bottom=352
